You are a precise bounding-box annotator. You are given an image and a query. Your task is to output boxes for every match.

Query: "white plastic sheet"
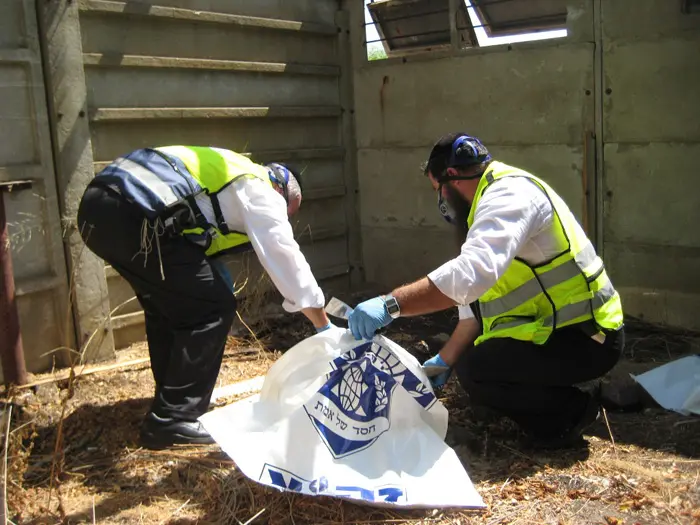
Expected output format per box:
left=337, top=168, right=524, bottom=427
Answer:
left=632, top=354, right=700, bottom=416
left=199, top=327, right=485, bottom=509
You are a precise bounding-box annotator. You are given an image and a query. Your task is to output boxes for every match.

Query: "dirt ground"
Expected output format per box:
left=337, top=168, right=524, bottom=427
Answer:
left=3, top=307, right=700, bottom=525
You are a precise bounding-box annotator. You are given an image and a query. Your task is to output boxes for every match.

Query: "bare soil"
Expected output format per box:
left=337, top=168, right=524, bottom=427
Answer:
left=3, top=308, right=700, bottom=525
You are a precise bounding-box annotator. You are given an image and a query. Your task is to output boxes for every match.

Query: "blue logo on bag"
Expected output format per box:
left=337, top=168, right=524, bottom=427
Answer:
left=303, top=341, right=437, bottom=459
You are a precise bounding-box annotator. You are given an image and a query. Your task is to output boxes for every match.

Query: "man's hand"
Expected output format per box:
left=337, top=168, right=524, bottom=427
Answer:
left=422, top=317, right=480, bottom=389
left=422, top=354, right=452, bottom=389
left=302, top=307, right=332, bottom=332
left=348, top=296, right=393, bottom=340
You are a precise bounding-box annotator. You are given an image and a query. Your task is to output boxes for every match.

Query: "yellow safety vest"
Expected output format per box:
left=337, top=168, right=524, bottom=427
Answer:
left=467, top=161, right=624, bottom=346
left=156, top=146, right=273, bottom=257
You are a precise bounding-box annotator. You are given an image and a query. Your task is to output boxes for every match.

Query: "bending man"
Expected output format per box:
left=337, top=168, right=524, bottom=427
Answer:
left=77, top=145, right=333, bottom=449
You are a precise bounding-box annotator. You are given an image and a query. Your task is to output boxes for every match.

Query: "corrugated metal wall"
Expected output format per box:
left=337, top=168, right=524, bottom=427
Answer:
left=76, top=0, right=359, bottom=348
left=0, top=0, right=72, bottom=376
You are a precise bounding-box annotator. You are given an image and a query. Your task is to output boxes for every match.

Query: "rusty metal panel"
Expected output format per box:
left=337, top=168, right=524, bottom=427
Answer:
left=77, top=0, right=358, bottom=347
left=0, top=0, right=72, bottom=378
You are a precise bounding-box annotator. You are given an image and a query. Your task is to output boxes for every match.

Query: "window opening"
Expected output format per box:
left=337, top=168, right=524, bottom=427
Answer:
left=365, top=0, right=569, bottom=61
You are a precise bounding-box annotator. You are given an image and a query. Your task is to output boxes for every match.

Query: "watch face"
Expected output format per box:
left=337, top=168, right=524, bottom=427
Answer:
left=385, top=297, right=400, bottom=316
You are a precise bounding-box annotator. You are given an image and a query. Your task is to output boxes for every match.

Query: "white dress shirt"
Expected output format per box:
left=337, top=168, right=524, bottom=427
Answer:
left=427, top=176, right=570, bottom=320
left=194, top=176, right=325, bottom=313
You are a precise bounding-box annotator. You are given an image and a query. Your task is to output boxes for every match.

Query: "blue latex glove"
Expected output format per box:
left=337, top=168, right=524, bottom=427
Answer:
left=422, top=354, right=452, bottom=389
left=210, top=257, right=235, bottom=292
left=316, top=322, right=336, bottom=333
left=347, top=296, right=393, bottom=341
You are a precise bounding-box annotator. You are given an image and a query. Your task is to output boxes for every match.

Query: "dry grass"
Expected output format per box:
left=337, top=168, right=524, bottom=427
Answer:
left=2, top=311, right=700, bottom=525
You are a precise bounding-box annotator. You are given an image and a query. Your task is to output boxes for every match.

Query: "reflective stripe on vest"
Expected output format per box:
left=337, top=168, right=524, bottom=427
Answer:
left=94, top=148, right=204, bottom=220
left=114, top=157, right=180, bottom=206
left=489, top=278, right=616, bottom=333
left=94, top=146, right=275, bottom=257
left=478, top=243, right=599, bottom=319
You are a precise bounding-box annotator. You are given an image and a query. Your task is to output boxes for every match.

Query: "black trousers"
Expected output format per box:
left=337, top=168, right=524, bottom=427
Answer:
left=77, top=185, right=237, bottom=421
left=454, top=323, right=624, bottom=438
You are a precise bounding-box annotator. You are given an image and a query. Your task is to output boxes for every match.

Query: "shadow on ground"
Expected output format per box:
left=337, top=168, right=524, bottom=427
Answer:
left=11, top=306, right=700, bottom=524
left=382, top=311, right=700, bottom=461
left=18, top=397, right=226, bottom=524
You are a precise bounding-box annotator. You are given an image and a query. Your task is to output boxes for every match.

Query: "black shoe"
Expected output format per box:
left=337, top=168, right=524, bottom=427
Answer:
left=567, top=394, right=601, bottom=437
left=139, top=412, right=215, bottom=449
left=523, top=396, right=601, bottom=451
left=470, top=405, right=504, bottom=425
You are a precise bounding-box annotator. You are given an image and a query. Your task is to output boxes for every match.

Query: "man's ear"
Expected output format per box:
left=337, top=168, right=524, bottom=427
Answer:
left=287, top=193, right=301, bottom=217
left=445, top=167, right=459, bottom=178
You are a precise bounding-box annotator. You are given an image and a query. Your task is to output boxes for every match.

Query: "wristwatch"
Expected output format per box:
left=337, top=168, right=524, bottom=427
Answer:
left=383, top=294, right=401, bottom=319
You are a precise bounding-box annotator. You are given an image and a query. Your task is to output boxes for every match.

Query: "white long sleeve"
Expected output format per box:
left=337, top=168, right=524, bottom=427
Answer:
left=212, top=177, right=325, bottom=313
left=458, top=305, right=475, bottom=320
left=428, top=177, right=564, bottom=309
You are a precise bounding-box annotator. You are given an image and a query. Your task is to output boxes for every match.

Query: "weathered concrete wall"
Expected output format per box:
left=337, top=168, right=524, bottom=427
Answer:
left=0, top=0, right=72, bottom=379
left=350, top=0, right=700, bottom=332
left=75, top=0, right=360, bottom=347
left=1, top=0, right=361, bottom=377
left=39, top=0, right=116, bottom=367
left=601, top=0, right=700, bottom=329
left=349, top=1, right=596, bottom=289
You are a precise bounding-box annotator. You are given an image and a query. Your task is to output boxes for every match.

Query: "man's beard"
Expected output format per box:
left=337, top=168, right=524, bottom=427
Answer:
left=444, top=184, right=471, bottom=246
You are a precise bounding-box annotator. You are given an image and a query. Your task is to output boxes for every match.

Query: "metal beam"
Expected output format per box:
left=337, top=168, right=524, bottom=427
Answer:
left=0, top=182, right=32, bottom=386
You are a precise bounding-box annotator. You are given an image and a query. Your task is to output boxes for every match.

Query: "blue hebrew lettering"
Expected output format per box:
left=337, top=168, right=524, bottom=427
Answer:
left=333, top=485, right=406, bottom=504
left=260, top=464, right=330, bottom=496
left=335, top=485, right=375, bottom=502
left=259, top=465, right=406, bottom=504
left=303, top=341, right=438, bottom=459
left=377, top=486, right=406, bottom=504
left=264, top=465, right=304, bottom=492
left=309, top=476, right=329, bottom=495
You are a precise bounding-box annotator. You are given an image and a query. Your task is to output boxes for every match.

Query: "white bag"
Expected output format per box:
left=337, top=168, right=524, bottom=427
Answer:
left=632, top=354, right=700, bottom=416
left=199, top=327, right=485, bottom=509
